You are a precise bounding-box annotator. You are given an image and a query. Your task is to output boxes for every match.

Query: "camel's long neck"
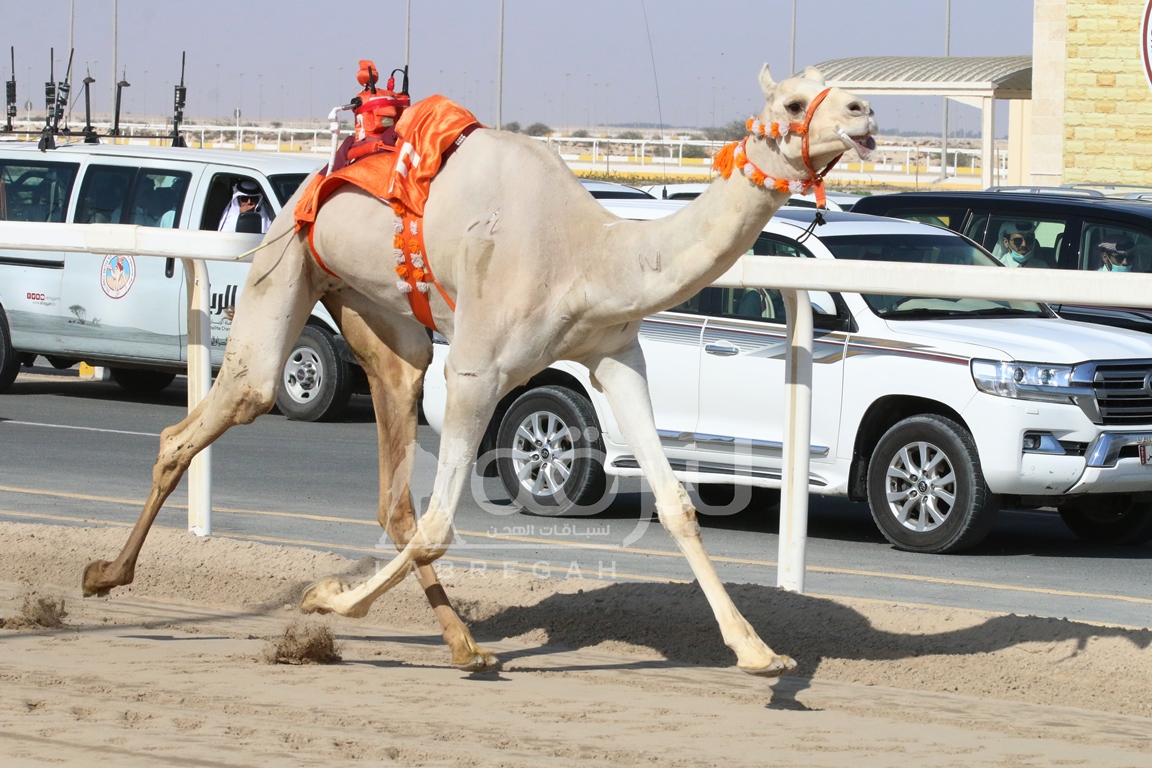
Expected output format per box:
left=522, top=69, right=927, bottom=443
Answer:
left=600, top=169, right=791, bottom=320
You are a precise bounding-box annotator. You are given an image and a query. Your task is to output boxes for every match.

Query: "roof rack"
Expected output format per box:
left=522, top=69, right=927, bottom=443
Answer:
left=984, top=185, right=1105, bottom=197
left=1061, top=182, right=1152, bottom=193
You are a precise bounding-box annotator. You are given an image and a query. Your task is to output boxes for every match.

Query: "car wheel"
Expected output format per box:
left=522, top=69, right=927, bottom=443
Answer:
left=695, top=483, right=780, bottom=516
left=109, top=368, right=177, bottom=393
left=0, top=310, right=19, bottom=393
left=275, top=325, right=352, bottom=422
left=496, top=385, right=607, bottom=515
left=867, top=414, right=998, bottom=553
left=1058, top=496, right=1152, bottom=545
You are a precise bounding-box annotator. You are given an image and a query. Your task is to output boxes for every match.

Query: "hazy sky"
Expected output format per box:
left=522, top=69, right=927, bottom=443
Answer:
left=4, top=0, right=1033, bottom=133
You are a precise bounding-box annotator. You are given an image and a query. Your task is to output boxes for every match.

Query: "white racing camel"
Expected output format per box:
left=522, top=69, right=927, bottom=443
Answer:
left=82, top=66, right=876, bottom=676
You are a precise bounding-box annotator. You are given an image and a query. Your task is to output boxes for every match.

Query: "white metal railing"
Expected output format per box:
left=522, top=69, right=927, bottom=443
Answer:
left=0, top=222, right=261, bottom=535
left=3, top=223, right=1152, bottom=591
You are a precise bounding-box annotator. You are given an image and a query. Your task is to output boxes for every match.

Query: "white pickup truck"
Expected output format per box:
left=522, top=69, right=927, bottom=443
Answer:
left=423, top=203, right=1152, bottom=553
left=0, top=142, right=360, bottom=421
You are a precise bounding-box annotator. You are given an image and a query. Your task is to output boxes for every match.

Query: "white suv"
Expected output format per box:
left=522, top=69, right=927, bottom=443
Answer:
left=0, top=142, right=356, bottom=421
left=423, top=203, right=1152, bottom=553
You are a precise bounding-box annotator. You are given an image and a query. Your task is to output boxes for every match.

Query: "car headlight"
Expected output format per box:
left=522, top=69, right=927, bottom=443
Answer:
left=970, top=359, right=1089, bottom=404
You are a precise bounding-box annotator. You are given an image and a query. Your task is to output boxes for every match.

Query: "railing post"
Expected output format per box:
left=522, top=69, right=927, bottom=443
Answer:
left=777, top=289, right=813, bottom=593
left=182, top=257, right=213, bottom=536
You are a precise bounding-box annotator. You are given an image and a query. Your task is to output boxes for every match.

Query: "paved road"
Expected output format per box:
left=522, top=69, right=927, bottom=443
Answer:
left=1, top=367, right=1149, bottom=629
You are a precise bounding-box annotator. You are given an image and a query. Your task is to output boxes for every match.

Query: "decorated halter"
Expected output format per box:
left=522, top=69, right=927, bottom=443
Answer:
left=714, top=87, right=844, bottom=208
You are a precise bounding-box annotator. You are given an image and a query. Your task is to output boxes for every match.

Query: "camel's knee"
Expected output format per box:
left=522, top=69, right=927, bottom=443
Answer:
left=657, top=487, right=702, bottom=540
left=410, top=510, right=454, bottom=564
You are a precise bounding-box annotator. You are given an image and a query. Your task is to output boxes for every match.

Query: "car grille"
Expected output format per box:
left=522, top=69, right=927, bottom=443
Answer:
left=1091, top=363, right=1152, bottom=425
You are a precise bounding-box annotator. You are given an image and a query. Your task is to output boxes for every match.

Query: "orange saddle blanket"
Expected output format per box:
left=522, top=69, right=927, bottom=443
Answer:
left=294, top=94, right=481, bottom=227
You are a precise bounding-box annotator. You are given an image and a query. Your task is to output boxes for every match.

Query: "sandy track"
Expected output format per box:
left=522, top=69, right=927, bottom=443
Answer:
left=1, top=521, right=1150, bottom=766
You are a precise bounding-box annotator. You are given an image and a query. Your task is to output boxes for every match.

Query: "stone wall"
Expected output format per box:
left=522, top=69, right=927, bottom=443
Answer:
left=1063, top=0, right=1152, bottom=184
left=1030, top=0, right=1067, bottom=185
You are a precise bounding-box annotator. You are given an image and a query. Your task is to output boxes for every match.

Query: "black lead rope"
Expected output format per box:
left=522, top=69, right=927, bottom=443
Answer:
left=796, top=208, right=826, bottom=243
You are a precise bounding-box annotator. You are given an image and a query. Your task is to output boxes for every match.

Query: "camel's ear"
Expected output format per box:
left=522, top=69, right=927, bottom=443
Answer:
left=758, top=64, right=776, bottom=98
left=803, top=66, right=826, bottom=85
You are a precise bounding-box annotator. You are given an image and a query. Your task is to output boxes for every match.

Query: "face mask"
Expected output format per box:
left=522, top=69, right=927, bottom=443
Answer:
left=1109, top=264, right=1132, bottom=272
left=1011, top=250, right=1032, bottom=264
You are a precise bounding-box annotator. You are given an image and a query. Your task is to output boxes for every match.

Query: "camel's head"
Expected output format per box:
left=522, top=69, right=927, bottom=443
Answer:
left=752, top=64, right=877, bottom=171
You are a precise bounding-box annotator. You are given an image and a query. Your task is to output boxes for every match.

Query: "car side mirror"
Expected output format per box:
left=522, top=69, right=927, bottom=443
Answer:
left=235, top=211, right=262, bottom=234
left=810, top=290, right=837, bottom=316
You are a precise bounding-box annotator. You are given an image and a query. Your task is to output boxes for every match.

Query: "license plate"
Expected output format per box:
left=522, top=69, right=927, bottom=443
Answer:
left=1141, top=444, right=1151, bottom=465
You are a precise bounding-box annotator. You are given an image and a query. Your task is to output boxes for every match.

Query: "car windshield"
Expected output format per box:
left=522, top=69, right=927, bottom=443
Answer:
left=268, top=173, right=310, bottom=205
left=820, top=233, right=1047, bottom=319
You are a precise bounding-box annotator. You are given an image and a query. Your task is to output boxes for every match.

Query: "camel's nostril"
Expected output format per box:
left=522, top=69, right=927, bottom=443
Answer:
left=847, top=101, right=864, bottom=115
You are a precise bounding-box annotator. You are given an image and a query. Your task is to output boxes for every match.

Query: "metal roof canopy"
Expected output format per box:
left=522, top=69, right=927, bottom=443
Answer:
left=811, top=56, right=1033, bottom=188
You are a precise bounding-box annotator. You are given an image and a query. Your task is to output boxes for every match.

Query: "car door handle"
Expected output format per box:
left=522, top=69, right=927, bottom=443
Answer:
left=704, top=343, right=739, bottom=357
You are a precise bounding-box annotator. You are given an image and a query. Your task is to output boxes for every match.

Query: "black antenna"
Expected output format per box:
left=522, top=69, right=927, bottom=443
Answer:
left=81, top=67, right=98, bottom=143
left=56, top=48, right=74, bottom=134
left=391, top=66, right=409, bottom=96
left=4, top=47, right=16, bottom=132
left=38, top=48, right=56, bottom=150
left=171, top=51, right=187, bottom=147
left=111, top=68, right=129, bottom=137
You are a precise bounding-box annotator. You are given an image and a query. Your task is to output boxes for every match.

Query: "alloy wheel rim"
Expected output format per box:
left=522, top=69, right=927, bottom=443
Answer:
left=884, top=439, right=957, bottom=533
left=510, top=410, right=577, bottom=498
left=283, top=346, right=324, bottom=404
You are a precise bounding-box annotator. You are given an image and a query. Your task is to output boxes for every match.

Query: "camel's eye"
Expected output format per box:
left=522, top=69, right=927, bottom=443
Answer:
left=786, top=100, right=804, bottom=115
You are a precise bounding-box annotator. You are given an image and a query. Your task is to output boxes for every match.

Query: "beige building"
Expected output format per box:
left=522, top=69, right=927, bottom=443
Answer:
left=1032, top=0, right=1152, bottom=185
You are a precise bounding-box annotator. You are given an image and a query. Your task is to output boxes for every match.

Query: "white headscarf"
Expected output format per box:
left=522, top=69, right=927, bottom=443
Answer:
left=217, top=180, right=273, bottom=233
left=993, top=221, right=1038, bottom=266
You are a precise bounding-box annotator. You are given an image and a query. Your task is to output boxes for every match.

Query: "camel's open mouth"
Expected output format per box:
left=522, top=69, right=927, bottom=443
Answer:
left=838, top=128, right=876, bottom=159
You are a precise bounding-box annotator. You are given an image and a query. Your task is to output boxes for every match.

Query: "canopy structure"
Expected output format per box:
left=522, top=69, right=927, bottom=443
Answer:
left=812, top=56, right=1033, bottom=188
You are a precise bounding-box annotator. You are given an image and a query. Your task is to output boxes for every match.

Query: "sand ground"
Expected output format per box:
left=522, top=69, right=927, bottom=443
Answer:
left=1, top=521, right=1150, bottom=767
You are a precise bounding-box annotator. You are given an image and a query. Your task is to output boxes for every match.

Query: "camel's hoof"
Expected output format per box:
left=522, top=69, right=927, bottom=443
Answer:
left=82, top=560, right=117, bottom=598
left=738, top=654, right=797, bottom=678
left=453, top=652, right=500, bottom=673
left=300, top=578, right=365, bottom=617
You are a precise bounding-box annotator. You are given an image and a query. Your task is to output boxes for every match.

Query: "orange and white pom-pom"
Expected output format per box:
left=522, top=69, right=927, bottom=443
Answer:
left=396, top=280, right=412, bottom=293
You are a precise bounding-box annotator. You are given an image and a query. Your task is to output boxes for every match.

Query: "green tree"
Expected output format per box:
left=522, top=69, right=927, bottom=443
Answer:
left=617, top=130, right=643, bottom=140
left=503, top=121, right=522, bottom=133
left=525, top=122, right=552, bottom=136
left=572, top=129, right=589, bottom=138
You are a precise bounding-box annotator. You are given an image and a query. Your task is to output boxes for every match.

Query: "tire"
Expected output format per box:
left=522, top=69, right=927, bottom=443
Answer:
left=695, top=483, right=781, bottom=517
left=109, top=368, right=177, bottom=394
left=1058, top=496, right=1152, bottom=546
left=275, top=325, right=352, bottom=422
left=0, top=310, right=19, bottom=393
left=496, top=385, right=607, bottom=515
left=867, top=414, right=998, bottom=553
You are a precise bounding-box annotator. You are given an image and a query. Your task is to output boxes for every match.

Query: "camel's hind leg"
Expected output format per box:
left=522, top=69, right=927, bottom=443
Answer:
left=302, top=341, right=502, bottom=622
left=589, top=343, right=796, bottom=677
left=317, top=293, right=496, bottom=671
left=82, top=232, right=327, bottom=597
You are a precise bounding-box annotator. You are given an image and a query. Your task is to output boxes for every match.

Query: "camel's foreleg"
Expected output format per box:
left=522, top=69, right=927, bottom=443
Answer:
left=83, top=232, right=326, bottom=597
left=589, top=345, right=796, bottom=677
left=302, top=350, right=501, bottom=629
left=313, top=295, right=495, bottom=670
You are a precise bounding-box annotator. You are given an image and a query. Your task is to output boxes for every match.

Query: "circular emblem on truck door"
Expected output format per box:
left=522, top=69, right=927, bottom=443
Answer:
left=100, top=254, right=136, bottom=299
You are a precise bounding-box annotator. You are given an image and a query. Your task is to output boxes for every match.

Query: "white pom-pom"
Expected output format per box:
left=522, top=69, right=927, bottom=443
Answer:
left=778, top=124, right=790, bottom=139
left=412, top=255, right=424, bottom=269
left=788, top=180, right=804, bottom=194
left=396, top=280, right=412, bottom=293
left=409, top=221, right=419, bottom=235
left=395, top=251, right=406, bottom=265
left=393, top=220, right=403, bottom=234
left=743, top=164, right=755, bottom=178
left=415, top=281, right=430, bottom=293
